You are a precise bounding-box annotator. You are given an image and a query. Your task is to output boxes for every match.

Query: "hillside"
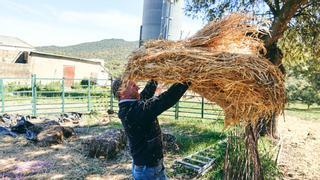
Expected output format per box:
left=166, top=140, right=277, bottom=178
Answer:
left=37, top=39, right=139, bottom=76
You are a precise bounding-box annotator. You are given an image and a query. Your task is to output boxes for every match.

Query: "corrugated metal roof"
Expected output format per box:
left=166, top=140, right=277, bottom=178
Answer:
left=0, top=35, right=34, bottom=49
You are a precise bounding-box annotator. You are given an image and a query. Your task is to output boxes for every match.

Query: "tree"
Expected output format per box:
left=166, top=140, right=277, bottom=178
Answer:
left=286, top=84, right=300, bottom=104
left=185, top=1, right=319, bottom=179
left=285, top=59, right=320, bottom=91
left=316, top=93, right=320, bottom=106
left=300, top=86, right=317, bottom=109
left=185, top=0, right=319, bottom=137
left=279, top=3, right=320, bottom=92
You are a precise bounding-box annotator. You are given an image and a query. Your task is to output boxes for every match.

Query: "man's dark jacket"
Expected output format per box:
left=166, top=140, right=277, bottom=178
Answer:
left=118, top=81, right=188, bottom=166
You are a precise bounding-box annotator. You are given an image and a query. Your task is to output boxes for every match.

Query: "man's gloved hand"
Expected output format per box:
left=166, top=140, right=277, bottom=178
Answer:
left=149, top=79, right=158, bottom=86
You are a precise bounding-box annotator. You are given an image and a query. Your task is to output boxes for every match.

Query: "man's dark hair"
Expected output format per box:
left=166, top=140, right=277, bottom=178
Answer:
left=111, top=78, right=122, bottom=100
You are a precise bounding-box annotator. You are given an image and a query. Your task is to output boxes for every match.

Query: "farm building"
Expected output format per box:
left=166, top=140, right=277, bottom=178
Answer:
left=0, top=35, right=34, bottom=63
left=0, top=35, right=110, bottom=85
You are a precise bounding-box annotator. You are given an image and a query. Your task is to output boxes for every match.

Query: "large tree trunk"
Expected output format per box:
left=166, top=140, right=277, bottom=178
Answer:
left=261, top=0, right=309, bottom=138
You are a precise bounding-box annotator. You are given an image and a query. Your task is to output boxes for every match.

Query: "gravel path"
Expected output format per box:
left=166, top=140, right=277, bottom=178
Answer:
left=278, top=115, right=320, bottom=179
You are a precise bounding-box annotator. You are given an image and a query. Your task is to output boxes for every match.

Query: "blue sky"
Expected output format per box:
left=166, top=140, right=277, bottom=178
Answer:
left=0, top=0, right=204, bottom=46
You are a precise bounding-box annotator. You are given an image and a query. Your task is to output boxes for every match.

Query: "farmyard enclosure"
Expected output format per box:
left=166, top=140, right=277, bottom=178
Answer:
left=1, top=0, right=320, bottom=179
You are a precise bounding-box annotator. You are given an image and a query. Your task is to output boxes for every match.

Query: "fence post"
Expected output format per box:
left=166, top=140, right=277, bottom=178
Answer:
left=201, top=97, right=204, bottom=118
left=31, top=74, right=37, bottom=116
left=61, top=78, right=65, bottom=114
left=0, top=79, right=4, bottom=113
left=109, top=77, right=114, bottom=111
left=175, top=101, right=179, bottom=120
left=87, top=78, right=91, bottom=112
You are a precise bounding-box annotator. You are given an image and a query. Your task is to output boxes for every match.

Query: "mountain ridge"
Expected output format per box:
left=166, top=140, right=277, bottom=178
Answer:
left=37, top=38, right=139, bottom=76
left=37, top=38, right=139, bottom=61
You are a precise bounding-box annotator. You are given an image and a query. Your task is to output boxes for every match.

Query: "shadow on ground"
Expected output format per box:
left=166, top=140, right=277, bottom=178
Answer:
left=0, top=116, right=226, bottom=179
left=0, top=117, right=132, bottom=180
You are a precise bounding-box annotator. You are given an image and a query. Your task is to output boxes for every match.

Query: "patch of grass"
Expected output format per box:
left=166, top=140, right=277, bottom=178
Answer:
left=201, top=141, right=226, bottom=179
left=286, top=103, right=320, bottom=121
left=160, top=117, right=226, bottom=179
left=160, top=118, right=281, bottom=179
left=260, top=155, right=282, bottom=179
left=259, top=137, right=283, bottom=179
left=160, top=118, right=225, bottom=155
left=219, top=130, right=281, bottom=180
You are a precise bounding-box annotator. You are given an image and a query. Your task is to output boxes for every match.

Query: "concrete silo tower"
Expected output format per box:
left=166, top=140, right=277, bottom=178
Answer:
left=139, top=0, right=183, bottom=46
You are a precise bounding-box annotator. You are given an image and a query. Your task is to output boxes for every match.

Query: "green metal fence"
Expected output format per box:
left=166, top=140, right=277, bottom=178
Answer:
left=0, top=75, right=224, bottom=120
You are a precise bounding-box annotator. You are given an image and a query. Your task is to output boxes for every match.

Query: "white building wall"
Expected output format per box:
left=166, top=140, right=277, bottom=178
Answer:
left=29, top=55, right=109, bottom=85
left=0, top=46, right=34, bottom=63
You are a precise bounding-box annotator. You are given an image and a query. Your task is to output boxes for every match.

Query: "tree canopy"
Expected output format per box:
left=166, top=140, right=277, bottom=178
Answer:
left=185, top=0, right=319, bottom=67
left=185, top=0, right=319, bottom=89
left=185, top=0, right=320, bottom=136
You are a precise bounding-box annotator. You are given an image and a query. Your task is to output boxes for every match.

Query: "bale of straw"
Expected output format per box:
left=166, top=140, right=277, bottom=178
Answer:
left=82, top=129, right=127, bottom=159
left=37, top=125, right=74, bottom=147
left=123, top=14, right=286, bottom=126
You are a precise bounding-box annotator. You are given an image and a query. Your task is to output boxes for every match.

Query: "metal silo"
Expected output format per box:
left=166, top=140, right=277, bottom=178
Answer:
left=140, top=0, right=184, bottom=45
left=140, top=0, right=163, bottom=44
left=161, top=0, right=184, bottom=40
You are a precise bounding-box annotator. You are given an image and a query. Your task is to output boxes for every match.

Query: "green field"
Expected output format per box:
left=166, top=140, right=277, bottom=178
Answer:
left=286, top=103, right=320, bottom=121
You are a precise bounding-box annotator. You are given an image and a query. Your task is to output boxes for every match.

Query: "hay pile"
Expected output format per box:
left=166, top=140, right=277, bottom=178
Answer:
left=82, top=129, right=127, bottom=159
left=123, top=14, right=286, bottom=126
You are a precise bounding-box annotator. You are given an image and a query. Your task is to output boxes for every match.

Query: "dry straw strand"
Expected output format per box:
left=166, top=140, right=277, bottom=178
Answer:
left=123, top=13, right=286, bottom=127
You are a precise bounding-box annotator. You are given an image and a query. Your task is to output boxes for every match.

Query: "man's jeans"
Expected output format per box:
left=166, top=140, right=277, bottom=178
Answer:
left=132, top=162, right=168, bottom=180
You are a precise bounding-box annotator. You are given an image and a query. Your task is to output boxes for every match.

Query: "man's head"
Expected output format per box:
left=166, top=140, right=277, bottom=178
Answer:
left=112, top=79, right=140, bottom=100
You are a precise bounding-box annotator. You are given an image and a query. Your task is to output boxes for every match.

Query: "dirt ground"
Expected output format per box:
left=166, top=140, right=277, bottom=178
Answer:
left=0, top=116, right=131, bottom=179
left=1, top=114, right=319, bottom=179
left=278, top=115, right=320, bottom=179
left=0, top=117, right=183, bottom=180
